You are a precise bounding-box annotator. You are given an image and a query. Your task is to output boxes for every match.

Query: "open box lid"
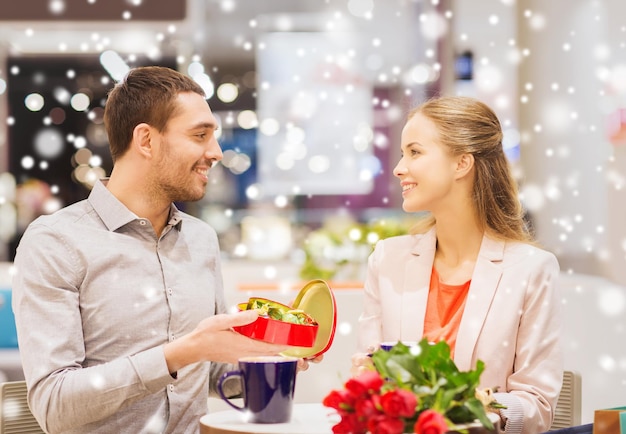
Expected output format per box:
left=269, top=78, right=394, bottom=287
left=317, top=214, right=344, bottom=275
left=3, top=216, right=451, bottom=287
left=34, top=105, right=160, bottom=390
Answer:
left=282, top=279, right=337, bottom=359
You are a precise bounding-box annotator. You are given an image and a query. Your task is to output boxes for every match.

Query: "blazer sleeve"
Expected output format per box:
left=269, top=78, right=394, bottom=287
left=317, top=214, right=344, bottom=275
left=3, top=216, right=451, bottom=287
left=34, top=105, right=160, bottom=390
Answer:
left=496, top=249, right=563, bottom=434
left=356, top=240, right=384, bottom=352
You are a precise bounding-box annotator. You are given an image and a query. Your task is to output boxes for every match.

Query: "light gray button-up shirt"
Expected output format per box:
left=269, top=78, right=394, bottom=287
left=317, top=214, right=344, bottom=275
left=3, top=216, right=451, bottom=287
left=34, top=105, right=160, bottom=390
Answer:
left=12, top=179, right=235, bottom=434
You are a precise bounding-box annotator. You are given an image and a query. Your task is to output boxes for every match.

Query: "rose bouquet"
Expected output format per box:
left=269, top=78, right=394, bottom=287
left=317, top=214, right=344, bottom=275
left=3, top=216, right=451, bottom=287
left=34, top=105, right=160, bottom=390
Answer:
left=323, top=339, right=505, bottom=434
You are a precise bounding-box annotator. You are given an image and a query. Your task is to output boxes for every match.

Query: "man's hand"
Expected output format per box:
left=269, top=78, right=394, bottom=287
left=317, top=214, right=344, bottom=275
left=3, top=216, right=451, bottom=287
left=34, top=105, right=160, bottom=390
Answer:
left=164, top=310, right=288, bottom=373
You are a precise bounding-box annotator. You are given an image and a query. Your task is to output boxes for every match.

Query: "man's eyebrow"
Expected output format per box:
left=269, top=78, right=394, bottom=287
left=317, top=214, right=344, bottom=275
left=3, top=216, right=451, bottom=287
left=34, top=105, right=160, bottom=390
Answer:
left=191, top=121, right=218, bottom=130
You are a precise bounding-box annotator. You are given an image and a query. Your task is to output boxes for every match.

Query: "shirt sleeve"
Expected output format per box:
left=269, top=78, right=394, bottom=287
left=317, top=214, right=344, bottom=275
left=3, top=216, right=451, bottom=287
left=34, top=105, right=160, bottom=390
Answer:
left=12, top=223, right=174, bottom=433
left=207, top=258, right=242, bottom=398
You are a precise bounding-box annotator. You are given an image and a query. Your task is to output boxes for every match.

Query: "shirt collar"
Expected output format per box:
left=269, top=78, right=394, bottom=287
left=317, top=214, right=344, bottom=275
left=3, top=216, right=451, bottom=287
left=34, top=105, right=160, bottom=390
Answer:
left=88, top=179, right=183, bottom=232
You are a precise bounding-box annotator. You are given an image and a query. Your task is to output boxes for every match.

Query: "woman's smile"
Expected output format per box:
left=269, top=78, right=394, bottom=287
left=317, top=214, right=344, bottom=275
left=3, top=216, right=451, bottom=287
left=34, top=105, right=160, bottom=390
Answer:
left=401, top=182, right=416, bottom=195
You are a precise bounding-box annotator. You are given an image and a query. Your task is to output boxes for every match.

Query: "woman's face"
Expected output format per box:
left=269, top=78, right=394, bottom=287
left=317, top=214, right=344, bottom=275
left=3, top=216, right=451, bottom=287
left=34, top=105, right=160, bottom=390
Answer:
left=393, top=112, right=461, bottom=214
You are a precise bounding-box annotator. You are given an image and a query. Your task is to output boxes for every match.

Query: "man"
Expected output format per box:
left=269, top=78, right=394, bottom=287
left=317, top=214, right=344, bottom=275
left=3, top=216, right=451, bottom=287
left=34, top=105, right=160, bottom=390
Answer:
left=12, top=66, right=297, bottom=433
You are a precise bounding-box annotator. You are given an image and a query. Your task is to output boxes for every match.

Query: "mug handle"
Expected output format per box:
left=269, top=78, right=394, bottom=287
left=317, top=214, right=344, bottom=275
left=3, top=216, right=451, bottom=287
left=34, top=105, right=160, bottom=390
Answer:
left=217, top=370, right=245, bottom=412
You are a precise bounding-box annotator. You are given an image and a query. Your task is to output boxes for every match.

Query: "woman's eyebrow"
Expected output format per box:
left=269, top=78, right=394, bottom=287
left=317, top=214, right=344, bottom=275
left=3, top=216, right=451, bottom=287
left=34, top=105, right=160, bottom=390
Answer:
left=401, top=141, right=422, bottom=151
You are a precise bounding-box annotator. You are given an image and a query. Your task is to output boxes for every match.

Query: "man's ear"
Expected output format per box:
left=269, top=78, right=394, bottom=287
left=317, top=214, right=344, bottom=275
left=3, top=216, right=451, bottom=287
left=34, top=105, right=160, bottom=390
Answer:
left=132, top=123, right=154, bottom=159
left=455, top=153, right=474, bottom=179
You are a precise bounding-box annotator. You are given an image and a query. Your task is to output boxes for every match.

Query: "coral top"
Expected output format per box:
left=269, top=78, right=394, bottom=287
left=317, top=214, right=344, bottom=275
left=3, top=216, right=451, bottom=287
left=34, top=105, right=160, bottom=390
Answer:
left=423, top=267, right=471, bottom=357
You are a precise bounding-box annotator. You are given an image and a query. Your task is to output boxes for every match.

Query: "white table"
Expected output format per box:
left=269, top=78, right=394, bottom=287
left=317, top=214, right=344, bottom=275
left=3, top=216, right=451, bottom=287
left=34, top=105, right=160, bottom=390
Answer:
left=199, top=403, right=340, bottom=434
left=199, top=403, right=501, bottom=434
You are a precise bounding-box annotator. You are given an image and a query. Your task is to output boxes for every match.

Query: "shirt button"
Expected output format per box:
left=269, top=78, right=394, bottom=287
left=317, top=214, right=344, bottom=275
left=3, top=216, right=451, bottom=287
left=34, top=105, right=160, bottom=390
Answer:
left=169, top=385, right=174, bottom=392
left=167, top=288, right=173, bottom=296
left=139, top=220, right=147, bottom=226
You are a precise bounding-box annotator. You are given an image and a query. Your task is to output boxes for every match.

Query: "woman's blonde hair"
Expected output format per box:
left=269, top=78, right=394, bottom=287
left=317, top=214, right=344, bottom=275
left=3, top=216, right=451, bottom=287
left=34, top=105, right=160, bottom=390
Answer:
left=408, top=96, right=532, bottom=243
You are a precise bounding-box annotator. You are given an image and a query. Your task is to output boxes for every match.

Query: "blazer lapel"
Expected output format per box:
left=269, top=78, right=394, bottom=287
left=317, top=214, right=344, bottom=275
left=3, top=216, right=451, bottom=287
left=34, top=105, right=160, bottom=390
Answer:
left=400, top=228, right=437, bottom=341
left=454, top=235, right=505, bottom=371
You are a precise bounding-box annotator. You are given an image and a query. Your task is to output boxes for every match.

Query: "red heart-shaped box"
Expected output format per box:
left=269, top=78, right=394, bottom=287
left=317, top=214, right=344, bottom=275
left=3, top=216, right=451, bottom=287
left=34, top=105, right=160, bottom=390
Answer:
left=233, top=279, right=337, bottom=359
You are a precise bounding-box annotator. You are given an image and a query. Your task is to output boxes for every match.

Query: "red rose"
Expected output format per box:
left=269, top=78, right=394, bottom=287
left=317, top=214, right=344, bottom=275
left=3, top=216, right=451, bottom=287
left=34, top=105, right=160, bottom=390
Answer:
left=345, top=371, right=384, bottom=397
left=413, top=410, right=449, bottom=434
left=367, top=414, right=405, bottom=434
left=380, top=388, right=417, bottom=418
left=323, top=389, right=355, bottom=412
left=370, top=393, right=382, bottom=409
left=354, top=395, right=381, bottom=418
left=332, top=412, right=368, bottom=434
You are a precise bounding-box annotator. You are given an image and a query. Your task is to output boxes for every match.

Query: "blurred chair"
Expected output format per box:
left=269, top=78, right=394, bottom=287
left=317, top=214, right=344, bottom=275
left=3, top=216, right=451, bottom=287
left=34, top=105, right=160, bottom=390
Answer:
left=0, top=380, right=44, bottom=434
left=0, top=288, right=26, bottom=384
left=0, top=288, right=18, bottom=349
left=549, top=370, right=582, bottom=431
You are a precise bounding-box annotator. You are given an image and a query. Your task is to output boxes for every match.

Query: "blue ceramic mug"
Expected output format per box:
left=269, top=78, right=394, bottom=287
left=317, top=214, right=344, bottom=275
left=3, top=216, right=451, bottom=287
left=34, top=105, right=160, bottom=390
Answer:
left=380, top=341, right=419, bottom=351
left=217, top=355, right=298, bottom=423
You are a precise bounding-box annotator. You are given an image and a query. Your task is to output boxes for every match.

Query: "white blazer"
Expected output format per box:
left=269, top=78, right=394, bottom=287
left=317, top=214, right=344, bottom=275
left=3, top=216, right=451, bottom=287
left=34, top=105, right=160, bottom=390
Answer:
left=357, top=227, right=563, bottom=434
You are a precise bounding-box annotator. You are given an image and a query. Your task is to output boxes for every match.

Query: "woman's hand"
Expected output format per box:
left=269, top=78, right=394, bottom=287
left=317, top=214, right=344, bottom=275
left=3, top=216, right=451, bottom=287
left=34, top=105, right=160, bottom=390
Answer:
left=297, top=353, right=324, bottom=372
left=350, top=352, right=374, bottom=377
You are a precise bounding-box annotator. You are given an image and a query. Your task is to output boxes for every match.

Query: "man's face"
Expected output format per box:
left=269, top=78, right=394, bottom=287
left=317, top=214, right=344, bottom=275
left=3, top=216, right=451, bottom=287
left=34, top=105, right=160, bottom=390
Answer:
left=149, top=92, right=223, bottom=203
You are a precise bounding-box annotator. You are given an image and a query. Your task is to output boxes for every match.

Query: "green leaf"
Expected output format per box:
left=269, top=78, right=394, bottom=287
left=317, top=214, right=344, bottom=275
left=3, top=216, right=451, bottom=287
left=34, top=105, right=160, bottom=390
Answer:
left=369, top=338, right=501, bottom=427
left=446, top=405, right=474, bottom=424
left=464, top=398, right=494, bottom=429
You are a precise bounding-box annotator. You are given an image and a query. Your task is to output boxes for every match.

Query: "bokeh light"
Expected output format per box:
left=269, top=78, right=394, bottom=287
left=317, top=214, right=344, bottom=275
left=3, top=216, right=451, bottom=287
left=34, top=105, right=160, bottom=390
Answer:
left=34, top=128, right=64, bottom=159
left=70, top=93, right=90, bottom=111
left=216, top=82, right=239, bottom=103
left=24, top=93, right=45, bottom=111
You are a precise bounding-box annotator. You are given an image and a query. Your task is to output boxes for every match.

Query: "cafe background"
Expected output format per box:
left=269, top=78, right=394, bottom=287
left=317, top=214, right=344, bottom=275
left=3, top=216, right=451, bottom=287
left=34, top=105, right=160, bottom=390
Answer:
left=0, top=0, right=625, bottom=426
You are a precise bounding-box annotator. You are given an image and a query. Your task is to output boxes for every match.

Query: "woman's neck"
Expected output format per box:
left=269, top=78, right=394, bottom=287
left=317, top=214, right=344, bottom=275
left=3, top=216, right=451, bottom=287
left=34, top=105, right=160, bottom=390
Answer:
left=433, top=212, right=484, bottom=284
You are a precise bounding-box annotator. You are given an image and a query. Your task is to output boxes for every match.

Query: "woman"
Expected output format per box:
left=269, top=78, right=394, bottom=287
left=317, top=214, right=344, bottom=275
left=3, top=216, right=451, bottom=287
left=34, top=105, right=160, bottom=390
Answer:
left=352, top=96, right=563, bottom=434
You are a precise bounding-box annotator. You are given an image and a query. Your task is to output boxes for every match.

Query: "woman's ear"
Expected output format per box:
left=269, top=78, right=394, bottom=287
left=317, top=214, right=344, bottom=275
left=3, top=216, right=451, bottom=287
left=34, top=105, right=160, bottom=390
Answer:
left=132, top=123, right=154, bottom=159
left=455, top=153, right=474, bottom=179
